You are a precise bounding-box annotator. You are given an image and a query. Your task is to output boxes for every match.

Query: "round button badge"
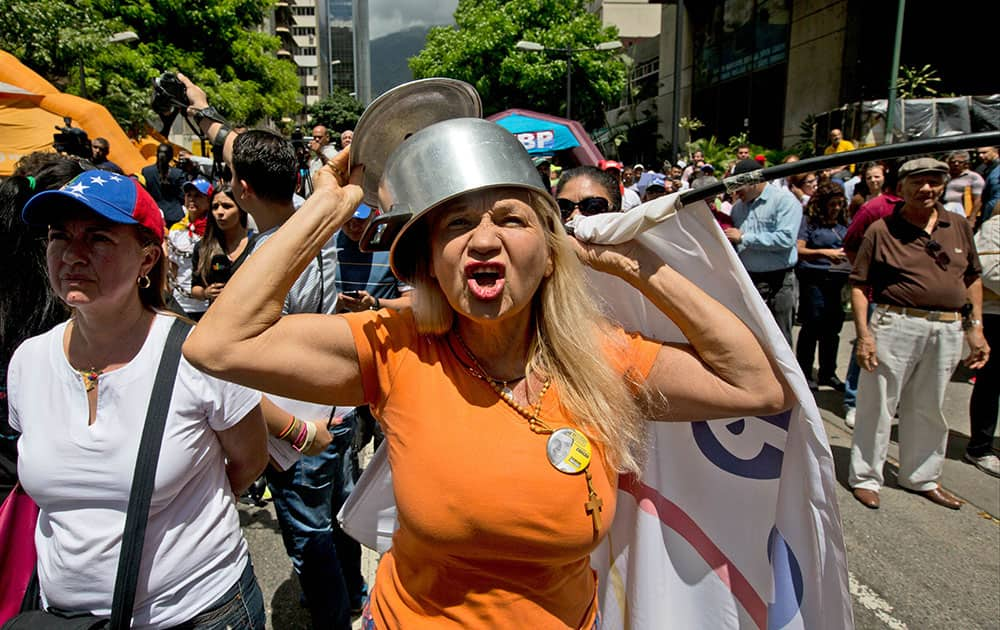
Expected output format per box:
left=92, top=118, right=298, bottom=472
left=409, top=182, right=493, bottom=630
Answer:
left=546, top=428, right=592, bottom=474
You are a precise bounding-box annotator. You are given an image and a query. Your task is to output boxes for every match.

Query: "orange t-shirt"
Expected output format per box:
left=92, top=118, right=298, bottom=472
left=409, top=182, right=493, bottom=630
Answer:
left=343, top=309, right=661, bottom=629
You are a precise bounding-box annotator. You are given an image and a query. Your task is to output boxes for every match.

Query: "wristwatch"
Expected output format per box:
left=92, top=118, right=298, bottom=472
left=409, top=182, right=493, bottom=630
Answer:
left=963, top=318, right=983, bottom=330
left=192, top=105, right=228, bottom=127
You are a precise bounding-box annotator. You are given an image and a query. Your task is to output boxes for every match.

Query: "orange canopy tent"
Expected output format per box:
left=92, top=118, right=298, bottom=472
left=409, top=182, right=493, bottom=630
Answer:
left=0, top=49, right=147, bottom=176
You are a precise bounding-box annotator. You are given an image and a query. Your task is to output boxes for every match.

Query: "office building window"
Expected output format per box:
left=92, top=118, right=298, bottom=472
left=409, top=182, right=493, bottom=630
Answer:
left=330, top=0, right=352, bottom=20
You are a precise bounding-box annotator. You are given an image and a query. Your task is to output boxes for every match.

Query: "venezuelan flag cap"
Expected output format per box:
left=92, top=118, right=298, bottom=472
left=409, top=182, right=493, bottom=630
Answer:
left=23, top=170, right=164, bottom=242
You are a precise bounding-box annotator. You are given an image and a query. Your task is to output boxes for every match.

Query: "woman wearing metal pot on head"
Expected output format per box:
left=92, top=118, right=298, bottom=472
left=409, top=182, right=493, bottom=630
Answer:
left=9, top=172, right=268, bottom=628
left=184, top=117, right=791, bottom=629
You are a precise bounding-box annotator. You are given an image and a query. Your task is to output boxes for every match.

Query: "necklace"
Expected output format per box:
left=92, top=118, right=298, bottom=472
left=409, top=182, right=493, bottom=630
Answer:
left=75, top=367, right=103, bottom=393
left=452, top=332, right=528, bottom=399
left=453, top=331, right=604, bottom=535
left=67, top=311, right=148, bottom=395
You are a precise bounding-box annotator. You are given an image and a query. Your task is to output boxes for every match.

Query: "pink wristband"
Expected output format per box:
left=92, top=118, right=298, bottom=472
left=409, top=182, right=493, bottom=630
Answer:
left=291, top=422, right=309, bottom=449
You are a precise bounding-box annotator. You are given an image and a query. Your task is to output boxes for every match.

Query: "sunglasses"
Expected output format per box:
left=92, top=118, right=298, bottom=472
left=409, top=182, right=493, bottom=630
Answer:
left=925, top=239, right=951, bottom=270
left=557, top=196, right=611, bottom=218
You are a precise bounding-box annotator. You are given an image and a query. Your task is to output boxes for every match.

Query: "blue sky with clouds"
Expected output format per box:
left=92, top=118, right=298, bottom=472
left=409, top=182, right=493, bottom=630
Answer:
left=369, top=0, right=459, bottom=39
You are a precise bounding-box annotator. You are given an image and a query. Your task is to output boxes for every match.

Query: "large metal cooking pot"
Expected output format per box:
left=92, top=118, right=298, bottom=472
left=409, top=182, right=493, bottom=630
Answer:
left=362, top=117, right=554, bottom=283
left=350, top=78, right=482, bottom=210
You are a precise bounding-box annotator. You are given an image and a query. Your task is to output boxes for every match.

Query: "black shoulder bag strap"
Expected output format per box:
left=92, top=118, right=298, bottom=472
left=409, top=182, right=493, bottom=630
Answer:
left=108, top=318, right=191, bottom=630
left=316, top=246, right=325, bottom=314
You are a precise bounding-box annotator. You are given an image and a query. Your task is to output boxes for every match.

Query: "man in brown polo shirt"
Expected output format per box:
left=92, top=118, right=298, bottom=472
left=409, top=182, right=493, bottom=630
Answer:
left=848, top=157, right=990, bottom=510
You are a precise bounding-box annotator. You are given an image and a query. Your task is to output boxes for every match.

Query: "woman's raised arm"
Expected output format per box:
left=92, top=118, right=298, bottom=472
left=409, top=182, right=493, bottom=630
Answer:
left=573, top=238, right=793, bottom=421
left=183, top=153, right=367, bottom=406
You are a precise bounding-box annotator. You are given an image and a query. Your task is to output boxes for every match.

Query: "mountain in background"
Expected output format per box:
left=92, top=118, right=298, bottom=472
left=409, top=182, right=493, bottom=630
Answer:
left=370, top=25, right=440, bottom=97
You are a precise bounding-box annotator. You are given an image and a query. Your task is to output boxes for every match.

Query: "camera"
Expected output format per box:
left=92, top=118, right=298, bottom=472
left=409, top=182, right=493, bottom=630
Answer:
left=290, top=127, right=311, bottom=171
left=151, top=71, right=190, bottom=116
left=52, top=118, right=91, bottom=159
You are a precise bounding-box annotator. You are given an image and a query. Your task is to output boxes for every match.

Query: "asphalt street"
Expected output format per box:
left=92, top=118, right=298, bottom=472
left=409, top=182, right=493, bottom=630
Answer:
left=238, top=324, right=1000, bottom=629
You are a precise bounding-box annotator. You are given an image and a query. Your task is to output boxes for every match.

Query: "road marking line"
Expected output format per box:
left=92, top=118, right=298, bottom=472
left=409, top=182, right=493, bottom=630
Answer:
left=849, top=571, right=907, bottom=629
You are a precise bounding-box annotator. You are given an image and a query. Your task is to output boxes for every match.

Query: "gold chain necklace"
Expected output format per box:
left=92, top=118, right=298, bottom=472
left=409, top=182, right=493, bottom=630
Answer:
left=454, top=330, right=552, bottom=433
left=67, top=311, right=147, bottom=394
left=452, top=332, right=528, bottom=398
left=452, top=331, right=604, bottom=535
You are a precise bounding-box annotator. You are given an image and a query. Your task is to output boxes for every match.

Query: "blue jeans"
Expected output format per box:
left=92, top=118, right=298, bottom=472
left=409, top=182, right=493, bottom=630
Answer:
left=844, top=302, right=876, bottom=410
left=267, top=419, right=359, bottom=629
left=178, top=560, right=265, bottom=629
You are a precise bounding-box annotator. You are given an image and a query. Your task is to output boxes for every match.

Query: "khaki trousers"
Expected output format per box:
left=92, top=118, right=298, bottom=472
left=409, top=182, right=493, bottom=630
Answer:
left=849, top=307, right=965, bottom=491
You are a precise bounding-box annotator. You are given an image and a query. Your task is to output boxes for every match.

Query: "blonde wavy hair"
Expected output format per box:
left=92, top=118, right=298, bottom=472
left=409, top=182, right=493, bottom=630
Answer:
left=405, top=188, right=650, bottom=474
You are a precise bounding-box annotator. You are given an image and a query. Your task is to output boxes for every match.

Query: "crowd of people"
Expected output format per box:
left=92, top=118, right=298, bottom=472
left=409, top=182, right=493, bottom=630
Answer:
left=538, top=129, right=998, bottom=498
left=0, top=87, right=996, bottom=630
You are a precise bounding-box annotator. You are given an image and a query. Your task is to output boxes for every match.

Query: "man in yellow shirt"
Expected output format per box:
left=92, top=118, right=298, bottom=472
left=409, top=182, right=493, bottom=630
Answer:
left=824, top=128, right=856, bottom=175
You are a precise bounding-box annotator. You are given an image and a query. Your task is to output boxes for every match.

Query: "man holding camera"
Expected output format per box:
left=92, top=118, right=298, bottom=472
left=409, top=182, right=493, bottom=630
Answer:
left=141, top=143, right=187, bottom=226
left=177, top=72, right=360, bottom=629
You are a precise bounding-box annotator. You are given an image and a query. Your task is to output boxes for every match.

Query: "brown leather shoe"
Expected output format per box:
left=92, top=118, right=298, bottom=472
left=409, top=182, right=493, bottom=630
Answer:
left=852, top=488, right=880, bottom=509
left=907, top=486, right=962, bottom=510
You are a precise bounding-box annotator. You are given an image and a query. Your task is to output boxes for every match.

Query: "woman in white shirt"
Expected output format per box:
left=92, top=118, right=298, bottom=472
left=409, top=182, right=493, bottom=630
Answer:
left=8, top=171, right=268, bottom=629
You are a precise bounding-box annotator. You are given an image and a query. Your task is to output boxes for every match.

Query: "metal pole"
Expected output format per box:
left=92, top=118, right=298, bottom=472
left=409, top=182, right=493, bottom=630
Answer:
left=353, top=0, right=372, bottom=105
left=679, top=130, right=1000, bottom=208
left=884, top=0, right=906, bottom=144
left=565, top=53, right=573, bottom=120
left=317, top=0, right=330, bottom=99
left=672, top=0, right=684, bottom=162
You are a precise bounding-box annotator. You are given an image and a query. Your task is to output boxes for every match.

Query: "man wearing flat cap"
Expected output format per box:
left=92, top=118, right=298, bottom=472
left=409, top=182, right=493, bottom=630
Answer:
left=848, top=157, right=989, bottom=511
left=726, top=158, right=804, bottom=345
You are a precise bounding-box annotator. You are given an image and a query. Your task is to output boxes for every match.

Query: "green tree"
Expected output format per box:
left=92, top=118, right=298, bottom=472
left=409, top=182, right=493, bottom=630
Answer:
left=307, top=87, right=365, bottom=133
left=408, top=0, right=627, bottom=130
left=0, top=0, right=301, bottom=134
left=896, top=64, right=948, bottom=99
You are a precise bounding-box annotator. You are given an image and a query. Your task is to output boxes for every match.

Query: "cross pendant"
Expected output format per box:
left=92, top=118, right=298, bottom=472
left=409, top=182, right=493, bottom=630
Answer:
left=585, top=493, right=603, bottom=533
left=583, top=467, right=602, bottom=534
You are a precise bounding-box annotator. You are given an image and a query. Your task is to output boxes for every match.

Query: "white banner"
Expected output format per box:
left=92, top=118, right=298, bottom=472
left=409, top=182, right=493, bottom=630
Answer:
left=573, top=193, right=851, bottom=630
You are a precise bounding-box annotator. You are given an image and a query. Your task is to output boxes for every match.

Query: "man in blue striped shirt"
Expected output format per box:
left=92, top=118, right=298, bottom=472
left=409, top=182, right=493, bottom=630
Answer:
left=726, top=159, right=804, bottom=345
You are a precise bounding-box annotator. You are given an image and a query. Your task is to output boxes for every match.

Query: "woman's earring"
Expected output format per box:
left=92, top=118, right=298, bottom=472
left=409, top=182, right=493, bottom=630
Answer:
left=137, top=275, right=151, bottom=289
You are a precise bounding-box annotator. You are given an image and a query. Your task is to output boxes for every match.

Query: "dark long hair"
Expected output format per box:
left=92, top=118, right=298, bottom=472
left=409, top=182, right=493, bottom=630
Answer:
left=195, top=186, right=248, bottom=283
left=1, top=154, right=87, bottom=487
left=1, top=154, right=88, bottom=364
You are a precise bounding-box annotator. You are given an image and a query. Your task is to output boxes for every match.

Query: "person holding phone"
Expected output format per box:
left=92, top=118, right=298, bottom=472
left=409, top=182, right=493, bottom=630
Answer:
left=192, top=185, right=255, bottom=303
left=335, top=203, right=412, bottom=314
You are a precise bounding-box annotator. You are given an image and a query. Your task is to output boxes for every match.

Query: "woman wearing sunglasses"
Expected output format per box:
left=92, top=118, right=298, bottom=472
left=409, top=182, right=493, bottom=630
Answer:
left=554, top=165, right=620, bottom=222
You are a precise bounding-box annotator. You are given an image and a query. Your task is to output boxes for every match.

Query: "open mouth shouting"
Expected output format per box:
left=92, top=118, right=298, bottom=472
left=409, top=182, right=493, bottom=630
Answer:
left=465, top=261, right=506, bottom=300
